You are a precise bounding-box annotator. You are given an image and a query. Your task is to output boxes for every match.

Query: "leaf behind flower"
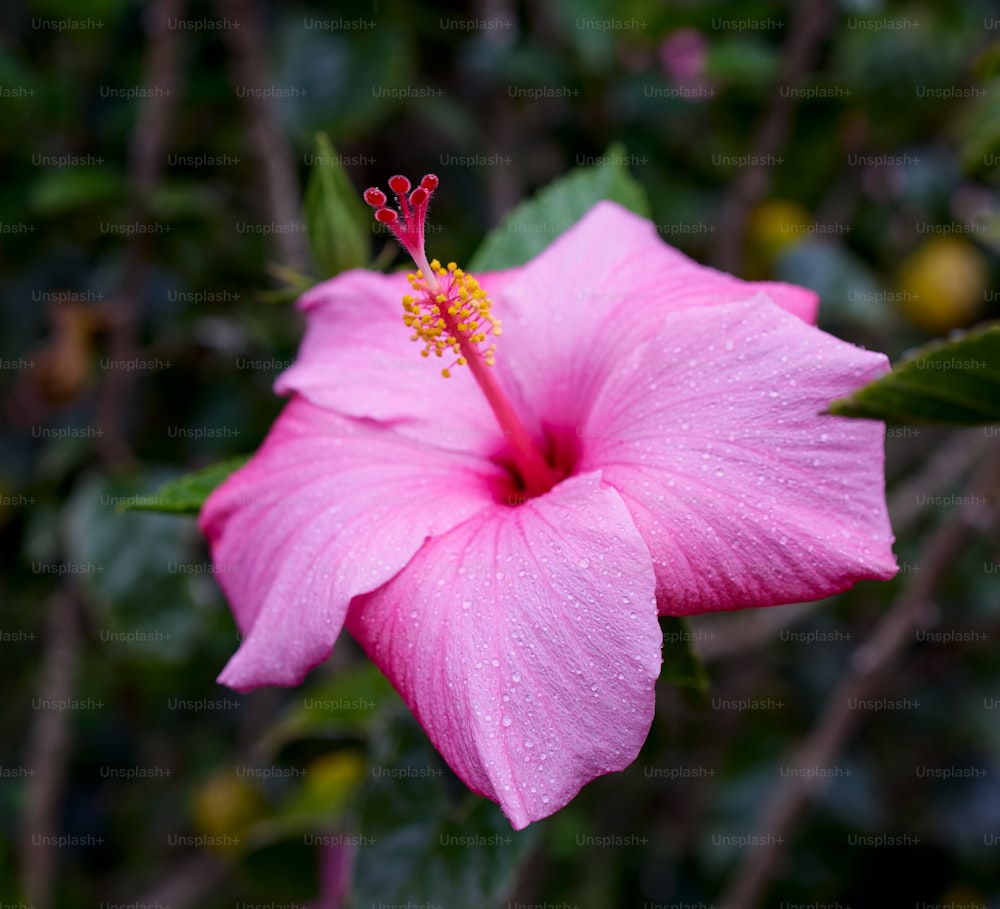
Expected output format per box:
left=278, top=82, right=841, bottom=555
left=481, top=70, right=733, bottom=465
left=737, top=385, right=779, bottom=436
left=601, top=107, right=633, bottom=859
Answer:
left=828, top=321, right=1000, bottom=424
left=468, top=141, right=650, bottom=271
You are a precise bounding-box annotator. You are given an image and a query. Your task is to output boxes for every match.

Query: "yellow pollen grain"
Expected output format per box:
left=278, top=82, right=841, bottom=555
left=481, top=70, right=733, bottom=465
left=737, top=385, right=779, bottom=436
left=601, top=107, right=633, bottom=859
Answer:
left=399, top=261, right=501, bottom=378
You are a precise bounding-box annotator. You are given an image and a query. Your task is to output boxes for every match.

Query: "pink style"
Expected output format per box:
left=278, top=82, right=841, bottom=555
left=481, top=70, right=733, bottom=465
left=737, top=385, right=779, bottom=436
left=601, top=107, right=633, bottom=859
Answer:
left=199, top=178, right=897, bottom=830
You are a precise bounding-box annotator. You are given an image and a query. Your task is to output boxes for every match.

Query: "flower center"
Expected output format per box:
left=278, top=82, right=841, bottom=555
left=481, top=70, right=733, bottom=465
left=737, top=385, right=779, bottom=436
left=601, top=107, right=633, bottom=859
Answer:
left=364, top=174, right=560, bottom=498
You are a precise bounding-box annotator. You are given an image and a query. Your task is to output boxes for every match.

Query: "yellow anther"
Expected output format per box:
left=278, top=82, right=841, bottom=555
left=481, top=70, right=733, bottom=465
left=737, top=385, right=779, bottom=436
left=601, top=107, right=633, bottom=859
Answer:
left=396, top=257, right=500, bottom=378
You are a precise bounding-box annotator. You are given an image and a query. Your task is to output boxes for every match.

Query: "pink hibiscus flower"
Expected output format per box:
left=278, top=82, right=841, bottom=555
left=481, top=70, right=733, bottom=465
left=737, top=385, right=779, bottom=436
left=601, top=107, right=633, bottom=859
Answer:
left=200, top=175, right=896, bottom=829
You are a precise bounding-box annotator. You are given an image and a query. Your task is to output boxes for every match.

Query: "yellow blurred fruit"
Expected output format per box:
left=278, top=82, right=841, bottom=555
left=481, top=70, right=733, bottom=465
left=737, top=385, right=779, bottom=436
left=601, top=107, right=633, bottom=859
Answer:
left=303, top=751, right=366, bottom=813
left=895, top=236, right=987, bottom=333
left=191, top=772, right=269, bottom=852
left=940, top=887, right=987, bottom=909
left=748, top=199, right=814, bottom=267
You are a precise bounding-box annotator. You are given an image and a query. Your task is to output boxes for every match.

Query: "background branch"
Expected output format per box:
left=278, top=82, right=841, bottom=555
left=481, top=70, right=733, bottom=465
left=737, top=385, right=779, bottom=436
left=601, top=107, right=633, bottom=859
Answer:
left=710, top=0, right=835, bottom=273
left=95, top=0, right=186, bottom=469
left=19, top=591, right=81, bottom=909
left=215, top=0, right=309, bottom=273
left=717, top=448, right=1000, bottom=909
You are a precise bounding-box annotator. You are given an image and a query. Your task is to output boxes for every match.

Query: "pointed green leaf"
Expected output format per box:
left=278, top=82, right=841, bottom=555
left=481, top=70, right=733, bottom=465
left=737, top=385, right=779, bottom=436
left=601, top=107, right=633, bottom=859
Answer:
left=303, top=132, right=370, bottom=278
left=468, top=141, right=650, bottom=272
left=119, top=456, right=250, bottom=515
left=829, top=322, right=1000, bottom=424
left=660, top=617, right=710, bottom=693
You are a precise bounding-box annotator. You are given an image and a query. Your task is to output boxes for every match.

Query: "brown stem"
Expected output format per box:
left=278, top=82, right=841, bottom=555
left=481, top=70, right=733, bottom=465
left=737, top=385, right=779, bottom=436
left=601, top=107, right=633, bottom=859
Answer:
left=214, top=0, right=309, bottom=272
left=19, top=592, right=81, bottom=909
left=711, top=0, right=836, bottom=274
left=133, top=853, right=232, bottom=908
left=95, top=0, right=186, bottom=470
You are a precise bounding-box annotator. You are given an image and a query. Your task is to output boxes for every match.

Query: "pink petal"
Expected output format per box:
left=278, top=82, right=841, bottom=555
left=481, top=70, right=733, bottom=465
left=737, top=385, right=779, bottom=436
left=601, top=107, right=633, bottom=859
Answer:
left=578, top=297, right=897, bottom=614
left=345, top=472, right=662, bottom=829
left=491, top=200, right=818, bottom=437
left=275, top=268, right=521, bottom=457
left=199, top=396, right=500, bottom=690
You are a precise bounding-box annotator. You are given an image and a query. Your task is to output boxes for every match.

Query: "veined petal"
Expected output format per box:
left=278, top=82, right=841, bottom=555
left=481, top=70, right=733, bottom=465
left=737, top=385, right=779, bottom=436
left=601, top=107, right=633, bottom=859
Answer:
left=491, top=201, right=818, bottom=434
left=345, top=472, right=662, bottom=829
left=578, top=297, right=897, bottom=614
left=199, top=396, right=500, bottom=690
left=276, top=268, right=521, bottom=457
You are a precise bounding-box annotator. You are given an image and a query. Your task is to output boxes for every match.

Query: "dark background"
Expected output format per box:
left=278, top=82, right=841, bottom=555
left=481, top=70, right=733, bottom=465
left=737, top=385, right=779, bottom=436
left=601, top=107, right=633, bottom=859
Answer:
left=2, top=0, right=999, bottom=907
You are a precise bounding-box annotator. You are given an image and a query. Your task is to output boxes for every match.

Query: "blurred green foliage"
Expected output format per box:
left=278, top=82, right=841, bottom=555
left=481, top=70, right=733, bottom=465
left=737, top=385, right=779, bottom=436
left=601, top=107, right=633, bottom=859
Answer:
left=2, top=0, right=1000, bottom=907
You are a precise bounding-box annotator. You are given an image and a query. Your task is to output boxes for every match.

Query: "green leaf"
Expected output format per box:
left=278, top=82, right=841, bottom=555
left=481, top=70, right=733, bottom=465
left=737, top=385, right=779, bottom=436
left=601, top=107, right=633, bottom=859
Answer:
left=659, top=617, right=710, bottom=693
left=468, top=141, right=650, bottom=272
left=28, top=167, right=126, bottom=216
left=120, top=456, right=250, bottom=515
left=828, top=322, right=1000, bottom=424
left=258, top=663, right=401, bottom=755
left=62, top=472, right=217, bottom=663
left=303, top=132, right=370, bottom=278
left=243, top=749, right=367, bottom=849
left=352, top=713, right=537, bottom=907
